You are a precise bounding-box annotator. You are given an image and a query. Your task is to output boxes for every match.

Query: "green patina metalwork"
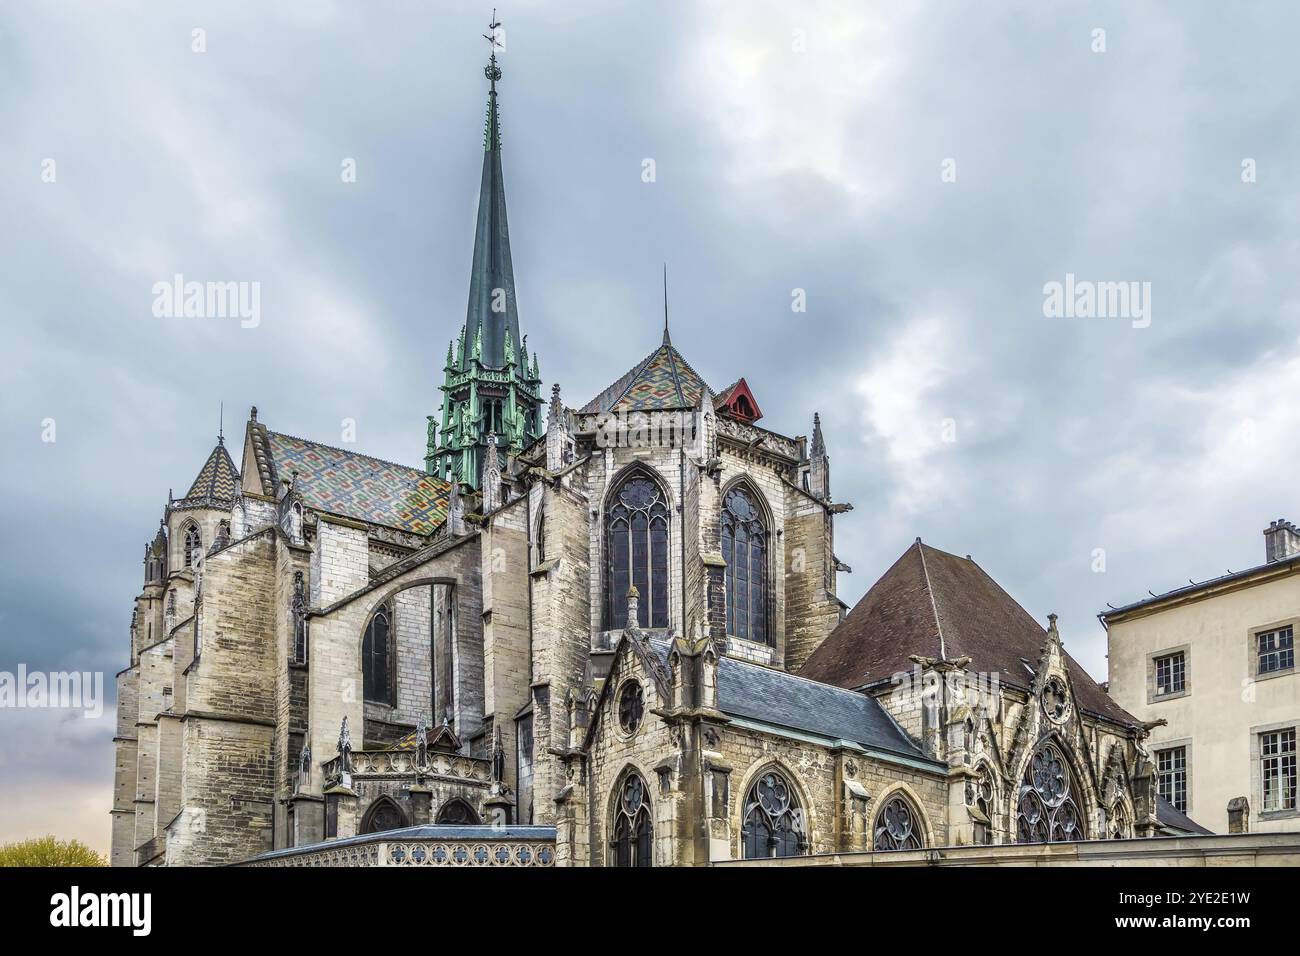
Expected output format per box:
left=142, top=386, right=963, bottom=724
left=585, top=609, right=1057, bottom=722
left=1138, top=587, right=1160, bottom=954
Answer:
left=427, top=29, right=542, bottom=490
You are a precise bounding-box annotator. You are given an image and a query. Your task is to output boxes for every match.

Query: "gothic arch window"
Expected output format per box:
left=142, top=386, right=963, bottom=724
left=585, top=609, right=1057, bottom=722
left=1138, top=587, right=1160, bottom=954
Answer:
left=721, top=483, right=769, bottom=645
left=874, top=792, right=925, bottom=851
left=183, top=523, right=202, bottom=568
left=604, top=472, right=670, bottom=630
left=436, top=798, right=481, bottom=825
left=360, top=795, right=408, bottom=834
left=363, top=603, right=394, bottom=706
left=1016, top=740, right=1086, bottom=843
left=741, top=768, right=807, bottom=859
left=611, top=770, right=653, bottom=867
left=534, top=509, right=546, bottom=566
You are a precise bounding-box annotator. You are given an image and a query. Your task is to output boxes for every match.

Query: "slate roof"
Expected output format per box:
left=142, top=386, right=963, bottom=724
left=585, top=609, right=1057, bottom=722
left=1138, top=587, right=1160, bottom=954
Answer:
left=799, top=541, right=1140, bottom=729
left=640, top=639, right=935, bottom=765
left=183, top=439, right=240, bottom=502
left=462, top=82, right=521, bottom=371
left=1100, top=555, right=1300, bottom=620
left=1156, top=795, right=1213, bottom=835
left=580, top=332, right=713, bottom=413
left=263, top=431, right=450, bottom=536
left=717, top=656, right=935, bottom=764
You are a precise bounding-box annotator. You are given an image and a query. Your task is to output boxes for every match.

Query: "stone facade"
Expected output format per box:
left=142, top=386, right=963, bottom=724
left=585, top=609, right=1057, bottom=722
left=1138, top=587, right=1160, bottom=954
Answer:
left=111, top=45, right=1176, bottom=867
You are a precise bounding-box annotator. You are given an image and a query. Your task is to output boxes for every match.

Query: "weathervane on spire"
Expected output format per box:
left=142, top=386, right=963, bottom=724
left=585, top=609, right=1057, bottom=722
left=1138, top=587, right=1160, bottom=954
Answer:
left=483, top=10, right=503, bottom=86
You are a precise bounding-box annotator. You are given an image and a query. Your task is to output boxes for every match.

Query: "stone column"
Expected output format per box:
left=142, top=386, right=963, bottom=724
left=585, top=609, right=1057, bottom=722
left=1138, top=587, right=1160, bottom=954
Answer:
left=326, top=784, right=359, bottom=839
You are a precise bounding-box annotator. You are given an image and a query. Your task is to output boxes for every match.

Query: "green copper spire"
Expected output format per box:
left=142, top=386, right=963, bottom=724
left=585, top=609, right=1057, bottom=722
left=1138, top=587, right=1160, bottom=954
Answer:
left=427, top=13, right=543, bottom=491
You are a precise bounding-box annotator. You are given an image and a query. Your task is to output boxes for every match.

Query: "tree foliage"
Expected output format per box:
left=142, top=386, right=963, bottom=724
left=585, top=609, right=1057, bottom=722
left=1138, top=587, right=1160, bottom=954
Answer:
left=0, top=835, right=106, bottom=867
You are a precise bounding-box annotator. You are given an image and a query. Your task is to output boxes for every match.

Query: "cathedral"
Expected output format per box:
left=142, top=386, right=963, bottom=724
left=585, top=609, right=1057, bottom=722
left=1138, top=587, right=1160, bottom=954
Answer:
left=111, top=36, right=1185, bottom=868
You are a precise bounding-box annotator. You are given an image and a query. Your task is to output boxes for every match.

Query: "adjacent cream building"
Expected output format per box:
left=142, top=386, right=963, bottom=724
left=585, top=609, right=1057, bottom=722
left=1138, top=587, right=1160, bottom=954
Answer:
left=1104, top=520, right=1300, bottom=834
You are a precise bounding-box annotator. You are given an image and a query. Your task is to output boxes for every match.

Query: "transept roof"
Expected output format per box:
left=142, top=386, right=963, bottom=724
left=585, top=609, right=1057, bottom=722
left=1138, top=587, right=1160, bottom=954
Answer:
left=260, top=430, right=450, bottom=536
left=798, top=540, right=1140, bottom=728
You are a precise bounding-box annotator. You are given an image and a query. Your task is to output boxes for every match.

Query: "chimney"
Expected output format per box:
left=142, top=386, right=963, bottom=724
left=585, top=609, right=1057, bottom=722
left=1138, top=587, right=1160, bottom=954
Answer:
left=1263, top=519, right=1300, bottom=563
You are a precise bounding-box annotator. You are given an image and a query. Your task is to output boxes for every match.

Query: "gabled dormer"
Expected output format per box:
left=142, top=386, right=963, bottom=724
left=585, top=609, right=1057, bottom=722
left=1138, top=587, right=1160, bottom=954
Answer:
left=713, top=377, right=762, bottom=425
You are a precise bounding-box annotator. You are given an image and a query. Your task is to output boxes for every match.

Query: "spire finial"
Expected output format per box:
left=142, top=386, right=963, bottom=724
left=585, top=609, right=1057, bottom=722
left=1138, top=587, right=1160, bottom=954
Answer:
left=662, top=263, right=670, bottom=345
left=218, top=401, right=224, bottom=445
left=482, top=11, right=503, bottom=151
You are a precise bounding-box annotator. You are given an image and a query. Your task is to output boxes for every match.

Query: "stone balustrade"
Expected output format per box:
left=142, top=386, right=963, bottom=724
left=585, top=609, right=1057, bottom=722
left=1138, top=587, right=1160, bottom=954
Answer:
left=240, top=825, right=557, bottom=867
left=322, top=749, right=491, bottom=785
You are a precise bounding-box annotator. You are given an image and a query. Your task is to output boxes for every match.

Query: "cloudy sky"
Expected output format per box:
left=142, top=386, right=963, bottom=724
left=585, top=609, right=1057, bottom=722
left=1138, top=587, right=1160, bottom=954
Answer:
left=4, top=1, right=1300, bottom=855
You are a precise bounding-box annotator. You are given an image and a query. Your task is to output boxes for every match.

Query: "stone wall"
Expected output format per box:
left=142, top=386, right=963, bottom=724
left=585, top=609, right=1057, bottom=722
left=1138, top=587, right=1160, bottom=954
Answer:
left=480, top=497, right=531, bottom=800
left=527, top=478, right=592, bottom=826
left=783, top=487, right=841, bottom=673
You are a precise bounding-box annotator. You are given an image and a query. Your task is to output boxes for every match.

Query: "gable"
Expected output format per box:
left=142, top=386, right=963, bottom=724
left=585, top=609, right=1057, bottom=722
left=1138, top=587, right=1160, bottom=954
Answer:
left=713, top=377, right=763, bottom=424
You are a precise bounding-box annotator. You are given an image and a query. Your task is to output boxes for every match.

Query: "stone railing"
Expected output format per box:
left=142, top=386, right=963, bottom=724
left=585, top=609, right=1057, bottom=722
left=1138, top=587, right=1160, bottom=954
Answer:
left=240, top=825, right=557, bottom=868
left=715, top=417, right=801, bottom=462
left=322, top=750, right=491, bottom=785
left=714, top=832, right=1300, bottom=868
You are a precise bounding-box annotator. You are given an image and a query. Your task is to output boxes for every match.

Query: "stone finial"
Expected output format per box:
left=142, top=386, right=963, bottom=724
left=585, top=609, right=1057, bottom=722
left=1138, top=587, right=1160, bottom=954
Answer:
left=337, top=716, right=353, bottom=774
left=491, top=725, right=506, bottom=789
left=415, top=715, right=430, bottom=772
left=546, top=383, right=572, bottom=472
left=250, top=405, right=258, bottom=422
left=808, top=412, right=829, bottom=500
left=625, top=585, right=640, bottom=629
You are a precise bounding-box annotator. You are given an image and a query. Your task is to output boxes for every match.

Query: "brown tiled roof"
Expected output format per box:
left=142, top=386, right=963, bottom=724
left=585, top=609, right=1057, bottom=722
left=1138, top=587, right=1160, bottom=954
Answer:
left=798, top=541, right=1140, bottom=729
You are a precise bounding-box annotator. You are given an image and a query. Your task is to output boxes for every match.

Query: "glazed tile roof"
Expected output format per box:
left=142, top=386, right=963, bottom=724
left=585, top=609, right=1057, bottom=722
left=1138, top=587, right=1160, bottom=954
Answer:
left=184, top=440, right=240, bottom=501
left=581, top=332, right=713, bottom=413
left=799, top=541, right=1141, bottom=729
left=264, top=432, right=450, bottom=535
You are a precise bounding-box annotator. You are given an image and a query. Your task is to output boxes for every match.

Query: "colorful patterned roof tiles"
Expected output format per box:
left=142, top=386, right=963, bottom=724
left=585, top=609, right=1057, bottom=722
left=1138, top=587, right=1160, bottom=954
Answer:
left=183, top=440, right=240, bottom=502
left=264, top=432, right=450, bottom=536
left=580, top=339, right=712, bottom=413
